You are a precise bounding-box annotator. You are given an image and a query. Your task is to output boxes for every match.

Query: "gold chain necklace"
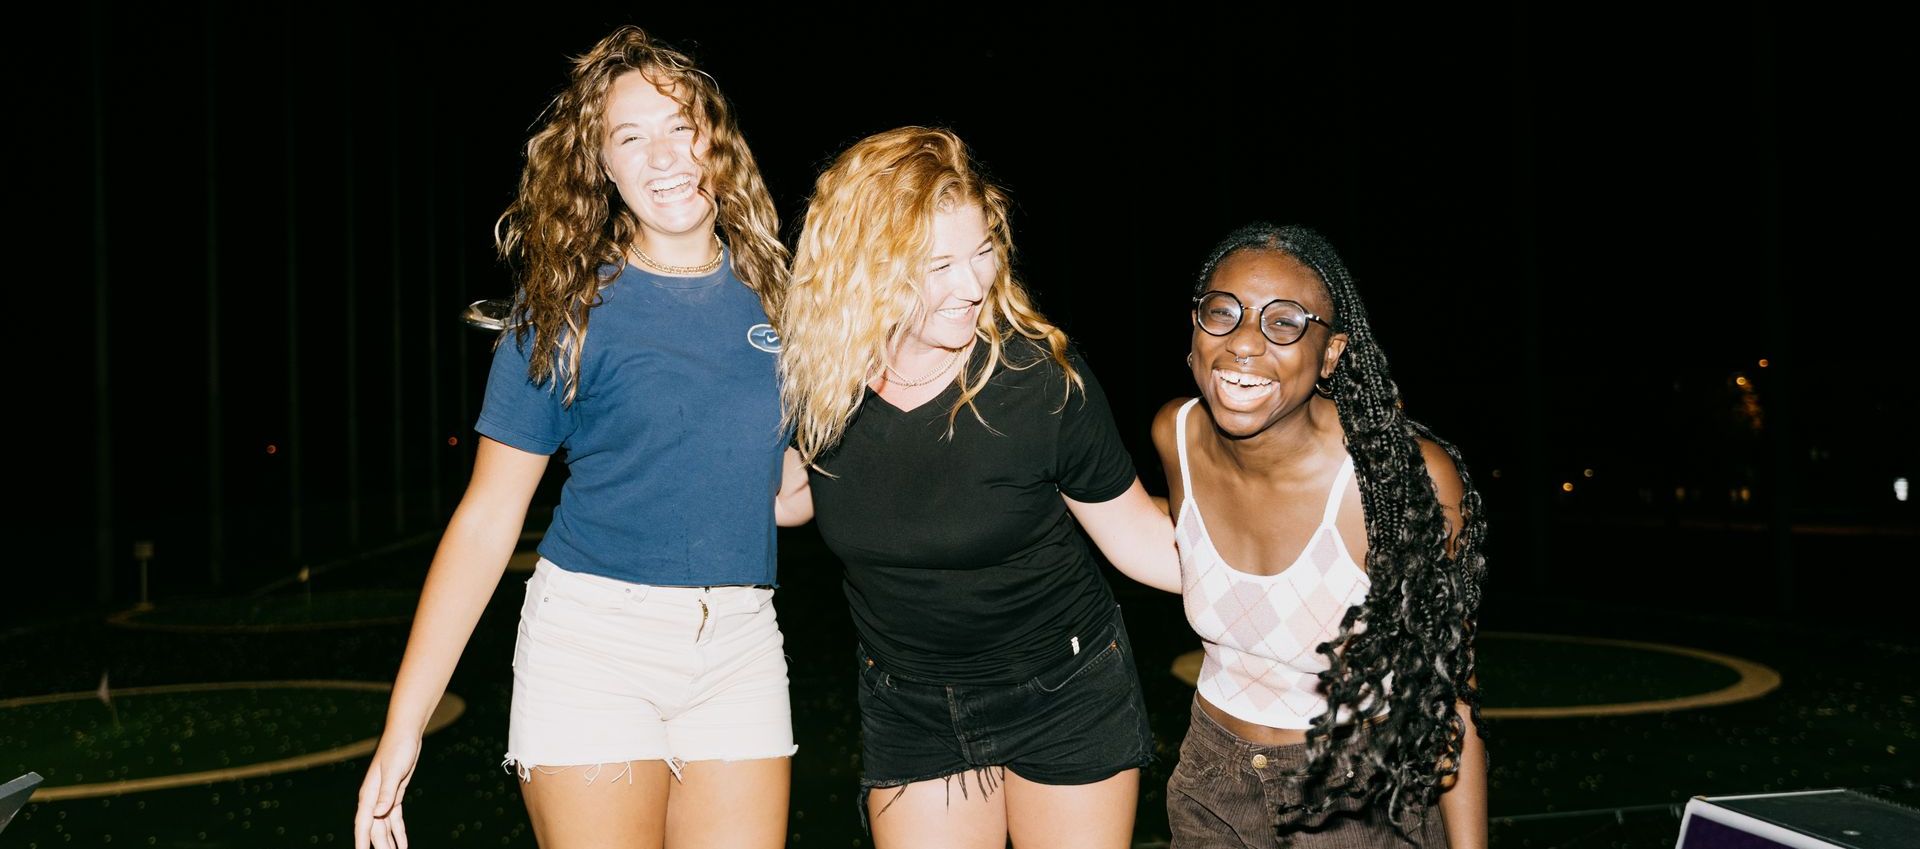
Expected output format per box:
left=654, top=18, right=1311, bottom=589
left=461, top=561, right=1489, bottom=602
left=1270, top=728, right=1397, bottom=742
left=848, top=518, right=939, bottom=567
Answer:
left=884, top=348, right=962, bottom=387
left=632, top=233, right=725, bottom=275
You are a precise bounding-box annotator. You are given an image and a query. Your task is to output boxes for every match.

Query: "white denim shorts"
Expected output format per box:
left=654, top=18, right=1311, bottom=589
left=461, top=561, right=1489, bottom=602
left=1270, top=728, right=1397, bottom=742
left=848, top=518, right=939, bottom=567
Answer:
left=503, top=559, right=796, bottom=781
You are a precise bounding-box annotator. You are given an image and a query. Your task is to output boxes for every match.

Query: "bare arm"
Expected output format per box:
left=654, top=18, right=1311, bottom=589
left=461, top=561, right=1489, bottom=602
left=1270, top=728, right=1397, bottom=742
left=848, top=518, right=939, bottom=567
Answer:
left=774, top=446, right=814, bottom=527
left=1148, top=397, right=1192, bottom=517
left=356, top=436, right=547, bottom=849
left=1421, top=439, right=1486, bottom=849
left=1440, top=696, right=1488, bottom=849
left=386, top=437, right=549, bottom=733
left=1064, top=479, right=1181, bottom=593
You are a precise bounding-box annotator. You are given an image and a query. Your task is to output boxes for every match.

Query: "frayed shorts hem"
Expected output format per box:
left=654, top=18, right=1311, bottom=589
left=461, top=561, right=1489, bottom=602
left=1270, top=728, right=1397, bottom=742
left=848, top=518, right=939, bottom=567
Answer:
left=502, top=745, right=798, bottom=784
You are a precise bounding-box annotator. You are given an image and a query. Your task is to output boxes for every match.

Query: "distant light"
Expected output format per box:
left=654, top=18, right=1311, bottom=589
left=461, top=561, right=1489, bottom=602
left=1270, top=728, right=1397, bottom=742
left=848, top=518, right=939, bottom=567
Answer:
left=1738, top=486, right=1752, bottom=503
left=1735, top=376, right=1750, bottom=387
left=1491, top=469, right=1502, bottom=479
left=1561, top=482, right=1574, bottom=493
left=1898, top=478, right=1910, bottom=502
left=297, top=567, right=311, bottom=583
left=1583, top=468, right=1595, bottom=478
left=447, top=436, right=459, bottom=447
left=266, top=444, right=278, bottom=455
left=1758, top=359, right=1770, bottom=368
left=1675, top=486, right=1687, bottom=501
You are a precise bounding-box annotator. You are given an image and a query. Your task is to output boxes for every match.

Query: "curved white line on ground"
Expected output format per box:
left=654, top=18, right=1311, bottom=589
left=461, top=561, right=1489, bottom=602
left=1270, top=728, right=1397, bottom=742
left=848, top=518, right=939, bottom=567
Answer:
left=3, top=680, right=464, bottom=801
left=1169, top=631, right=1781, bottom=719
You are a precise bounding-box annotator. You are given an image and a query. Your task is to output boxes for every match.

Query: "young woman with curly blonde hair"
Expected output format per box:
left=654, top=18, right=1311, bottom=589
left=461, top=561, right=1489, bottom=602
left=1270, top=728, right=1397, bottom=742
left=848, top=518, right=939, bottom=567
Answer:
left=780, top=126, right=1179, bottom=849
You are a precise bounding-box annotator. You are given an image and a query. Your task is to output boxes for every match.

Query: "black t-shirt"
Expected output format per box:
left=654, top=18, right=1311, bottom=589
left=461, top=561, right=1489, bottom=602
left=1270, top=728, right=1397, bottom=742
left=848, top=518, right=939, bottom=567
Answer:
left=808, top=338, right=1137, bottom=685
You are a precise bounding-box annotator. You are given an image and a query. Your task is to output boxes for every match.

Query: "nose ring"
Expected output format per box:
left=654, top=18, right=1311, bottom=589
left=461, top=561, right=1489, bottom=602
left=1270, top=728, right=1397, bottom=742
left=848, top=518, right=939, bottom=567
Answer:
left=1234, top=355, right=1251, bottom=366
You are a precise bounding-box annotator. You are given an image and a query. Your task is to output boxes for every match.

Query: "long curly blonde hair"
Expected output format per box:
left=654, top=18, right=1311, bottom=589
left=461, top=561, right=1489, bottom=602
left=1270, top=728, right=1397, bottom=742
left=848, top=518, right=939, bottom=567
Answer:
left=782, top=127, right=1077, bottom=464
left=495, top=25, right=788, bottom=404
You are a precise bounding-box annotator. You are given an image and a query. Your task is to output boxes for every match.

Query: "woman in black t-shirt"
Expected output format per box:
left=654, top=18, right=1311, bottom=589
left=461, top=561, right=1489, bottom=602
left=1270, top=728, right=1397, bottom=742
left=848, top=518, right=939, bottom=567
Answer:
left=779, top=127, right=1181, bottom=849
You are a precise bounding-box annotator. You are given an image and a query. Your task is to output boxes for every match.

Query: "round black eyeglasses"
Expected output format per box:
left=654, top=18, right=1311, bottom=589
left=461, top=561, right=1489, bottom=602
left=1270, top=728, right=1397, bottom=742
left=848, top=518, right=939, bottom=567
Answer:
left=1192, top=291, right=1331, bottom=346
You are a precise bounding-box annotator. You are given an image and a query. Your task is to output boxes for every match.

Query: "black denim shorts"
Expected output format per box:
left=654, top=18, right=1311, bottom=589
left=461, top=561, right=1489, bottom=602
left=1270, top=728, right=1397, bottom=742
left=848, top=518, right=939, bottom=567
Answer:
left=854, top=605, right=1154, bottom=801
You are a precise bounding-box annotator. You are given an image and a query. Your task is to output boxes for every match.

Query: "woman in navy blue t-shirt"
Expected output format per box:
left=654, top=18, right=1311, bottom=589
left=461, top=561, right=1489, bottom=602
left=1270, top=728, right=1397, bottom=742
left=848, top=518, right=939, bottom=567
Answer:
left=353, top=26, right=810, bottom=849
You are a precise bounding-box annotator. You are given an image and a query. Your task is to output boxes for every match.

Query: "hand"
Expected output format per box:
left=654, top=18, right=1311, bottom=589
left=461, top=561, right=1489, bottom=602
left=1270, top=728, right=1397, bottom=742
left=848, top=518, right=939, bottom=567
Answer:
left=354, top=732, right=421, bottom=849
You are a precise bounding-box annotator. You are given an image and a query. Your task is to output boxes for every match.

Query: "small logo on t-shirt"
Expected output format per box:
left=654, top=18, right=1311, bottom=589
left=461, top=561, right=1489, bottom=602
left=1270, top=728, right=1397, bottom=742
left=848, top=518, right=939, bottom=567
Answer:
left=748, top=323, right=782, bottom=353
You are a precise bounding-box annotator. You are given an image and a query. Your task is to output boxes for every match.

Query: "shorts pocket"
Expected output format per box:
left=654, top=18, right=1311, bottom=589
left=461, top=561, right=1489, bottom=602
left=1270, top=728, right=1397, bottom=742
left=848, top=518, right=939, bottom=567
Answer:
left=1029, top=616, right=1125, bottom=694
left=540, top=566, right=633, bottom=613
left=737, top=585, right=776, bottom=615
left=511, top=577, right=548, bottom=669
left=856, top=645, right=891, bottom=694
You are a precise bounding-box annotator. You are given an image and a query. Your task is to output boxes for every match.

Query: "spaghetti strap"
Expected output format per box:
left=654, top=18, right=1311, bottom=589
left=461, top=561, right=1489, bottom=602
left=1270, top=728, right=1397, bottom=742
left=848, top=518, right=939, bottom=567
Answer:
left=1175, top=398, right=1201, bottom=497
left=1321, top=454, right=1355, bottom=526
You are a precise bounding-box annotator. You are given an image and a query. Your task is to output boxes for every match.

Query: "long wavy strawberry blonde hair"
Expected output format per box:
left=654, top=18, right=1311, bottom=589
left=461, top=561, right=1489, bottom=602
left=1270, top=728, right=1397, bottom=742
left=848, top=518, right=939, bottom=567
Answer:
left=782, top=127, right=1078, bottom=464
left=495, top=25, right=788, bottom=404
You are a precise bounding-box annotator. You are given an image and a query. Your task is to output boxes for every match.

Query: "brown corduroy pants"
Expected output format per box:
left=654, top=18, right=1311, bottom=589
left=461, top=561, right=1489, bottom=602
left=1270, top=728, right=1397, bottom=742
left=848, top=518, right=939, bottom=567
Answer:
left=1167, top=698, right=1450, bottom=849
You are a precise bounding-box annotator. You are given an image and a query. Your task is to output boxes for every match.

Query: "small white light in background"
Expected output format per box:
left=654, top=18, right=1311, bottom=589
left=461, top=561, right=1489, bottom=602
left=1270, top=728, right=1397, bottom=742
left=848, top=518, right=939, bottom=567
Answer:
left=1897, top=478, right=1910, bottom=502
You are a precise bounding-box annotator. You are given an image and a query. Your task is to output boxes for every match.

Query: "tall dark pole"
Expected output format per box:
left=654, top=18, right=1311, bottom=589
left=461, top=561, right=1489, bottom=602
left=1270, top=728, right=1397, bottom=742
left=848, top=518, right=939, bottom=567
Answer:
left=203, top=8, right=226, bottom=587
left=343, top=7, right=362, bottom=551
left=284, top=15, right=305, bottom=562
left=91, top=0, right=115, bottom=605
left=454, top=131, right=472, bottom=481
left=425, top=146, right=443, bottom=517
left=1509, top=3, right=1550, bottom=591
left=389, top=36, right=407, bottom=536
left=1751, top=6, right=1794, bottom=612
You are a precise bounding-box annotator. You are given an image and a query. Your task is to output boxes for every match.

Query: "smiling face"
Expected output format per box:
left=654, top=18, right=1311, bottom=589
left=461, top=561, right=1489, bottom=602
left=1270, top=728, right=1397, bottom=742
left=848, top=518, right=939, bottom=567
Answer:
left=600, top=71, right=714, bottom=252
left=1190, top=249, right=1348, bottom=438
left=904, top=202, right=998, bottom=354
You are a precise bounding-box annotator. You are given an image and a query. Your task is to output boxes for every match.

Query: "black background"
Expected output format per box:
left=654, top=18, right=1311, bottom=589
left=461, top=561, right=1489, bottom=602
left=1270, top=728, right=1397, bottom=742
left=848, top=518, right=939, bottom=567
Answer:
left=8, top=2, right=1914, bottom=622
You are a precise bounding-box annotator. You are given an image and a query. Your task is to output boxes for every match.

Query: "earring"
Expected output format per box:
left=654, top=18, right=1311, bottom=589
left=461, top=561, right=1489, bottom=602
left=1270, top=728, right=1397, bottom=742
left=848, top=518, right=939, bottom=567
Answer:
left=1186, top=352, right=1194, bottom=367
left=1315, top=377, right=1335, bottom=398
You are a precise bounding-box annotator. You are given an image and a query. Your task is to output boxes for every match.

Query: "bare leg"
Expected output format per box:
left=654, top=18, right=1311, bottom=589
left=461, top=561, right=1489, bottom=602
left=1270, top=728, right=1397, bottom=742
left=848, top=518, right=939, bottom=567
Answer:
left=520, top=760, right=672, bottom=849
left=868, top=770, right=1010, bottom=849
left=665, top=757, right=791, bottom=849
left=1005, top=768, right=1140, bottom=849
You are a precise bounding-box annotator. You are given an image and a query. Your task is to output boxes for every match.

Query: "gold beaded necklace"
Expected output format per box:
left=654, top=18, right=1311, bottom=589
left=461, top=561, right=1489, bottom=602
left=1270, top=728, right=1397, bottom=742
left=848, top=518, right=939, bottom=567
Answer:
left=884, top=348, right=962, bottom=387
left=632, top=233, right=725, bottom=275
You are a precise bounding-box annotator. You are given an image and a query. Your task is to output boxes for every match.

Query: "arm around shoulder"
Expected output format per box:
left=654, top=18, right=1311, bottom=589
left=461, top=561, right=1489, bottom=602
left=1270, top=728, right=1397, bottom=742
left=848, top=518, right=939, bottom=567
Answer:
left=774, top=447, right=814, bottom=527
left=1065, top=479, right=1182, bottom=593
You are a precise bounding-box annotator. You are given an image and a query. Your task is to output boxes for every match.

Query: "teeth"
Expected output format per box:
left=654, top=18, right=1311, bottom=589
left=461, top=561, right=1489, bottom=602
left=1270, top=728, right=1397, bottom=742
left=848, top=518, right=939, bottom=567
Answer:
left=648, top=175, right=690, bottom=191
left=1214, top=369, right=1278, bottom=407
left=1216, top=370, right=1273, bottom=387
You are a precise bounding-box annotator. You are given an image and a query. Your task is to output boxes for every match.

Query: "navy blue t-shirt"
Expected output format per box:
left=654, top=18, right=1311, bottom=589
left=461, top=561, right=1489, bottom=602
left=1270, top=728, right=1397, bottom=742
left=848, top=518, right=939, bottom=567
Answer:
left=475, top=256, right=786, bottom=586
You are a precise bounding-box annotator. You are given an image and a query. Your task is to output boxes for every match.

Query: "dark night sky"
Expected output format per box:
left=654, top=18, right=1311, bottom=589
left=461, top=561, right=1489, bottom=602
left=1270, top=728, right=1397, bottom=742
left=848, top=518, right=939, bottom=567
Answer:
left=8, top=3, right=1914, bottom=611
